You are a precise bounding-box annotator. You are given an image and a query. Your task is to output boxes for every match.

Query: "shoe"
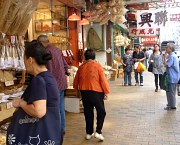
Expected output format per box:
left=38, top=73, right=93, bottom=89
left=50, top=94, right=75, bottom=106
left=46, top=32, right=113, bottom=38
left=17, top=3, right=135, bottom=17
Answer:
left=155, top=88, right=158, bottom=92
left=140, top=83, right=143, bottom=86
left=94, top=132, right=104, bottom=141
left=85, top=133, right=94, bottom=140
left=128, top=84, right=132, bottom=86
left=135, top=83, right=139, bottom=86
left=124, top=84, right=128, bottom=86
left=164, top=106, right=176, bottom=110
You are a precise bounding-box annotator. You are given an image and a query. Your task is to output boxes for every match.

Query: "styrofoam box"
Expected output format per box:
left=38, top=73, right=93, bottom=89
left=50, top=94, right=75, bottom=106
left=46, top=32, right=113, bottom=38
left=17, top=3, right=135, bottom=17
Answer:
left=65, top=97, right=80, bottom=113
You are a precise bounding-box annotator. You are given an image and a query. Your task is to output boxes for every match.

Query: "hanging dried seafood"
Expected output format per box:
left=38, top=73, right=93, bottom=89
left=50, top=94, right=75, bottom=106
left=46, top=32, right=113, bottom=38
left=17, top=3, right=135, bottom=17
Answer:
left=0, top=33, right=25, bottom=70
left=124, top=36, right=131, bottom=47
left=0, top=0, right=12, bottom=31
left=0, top=0, right=39, bottom=36
left=83, top=0, right=126, bottom=25
left=114, top=33, right=125, bottom=47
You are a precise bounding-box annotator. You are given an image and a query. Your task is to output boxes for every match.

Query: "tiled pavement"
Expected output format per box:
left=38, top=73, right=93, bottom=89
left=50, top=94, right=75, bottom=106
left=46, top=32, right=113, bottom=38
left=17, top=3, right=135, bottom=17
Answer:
left=63, top=72, right=180, bottom=145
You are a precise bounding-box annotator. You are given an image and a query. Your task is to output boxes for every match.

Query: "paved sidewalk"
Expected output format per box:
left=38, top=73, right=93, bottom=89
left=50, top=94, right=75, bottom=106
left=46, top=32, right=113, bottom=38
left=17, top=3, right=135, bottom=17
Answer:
left=63, top=72, right=180, bottom=145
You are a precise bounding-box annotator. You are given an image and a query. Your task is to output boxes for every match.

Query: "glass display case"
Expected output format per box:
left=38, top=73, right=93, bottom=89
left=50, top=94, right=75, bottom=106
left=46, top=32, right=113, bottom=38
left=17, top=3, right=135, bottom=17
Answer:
left=33, top=1, right=69, bottom=49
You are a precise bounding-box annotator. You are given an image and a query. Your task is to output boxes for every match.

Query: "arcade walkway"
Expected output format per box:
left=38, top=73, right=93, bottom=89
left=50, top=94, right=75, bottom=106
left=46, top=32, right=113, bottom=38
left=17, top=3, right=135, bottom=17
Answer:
left=64, top=72, right=180, bottom=145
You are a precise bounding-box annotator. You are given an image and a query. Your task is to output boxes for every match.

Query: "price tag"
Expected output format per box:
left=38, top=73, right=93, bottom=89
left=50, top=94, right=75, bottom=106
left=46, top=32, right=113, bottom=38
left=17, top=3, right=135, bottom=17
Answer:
left=11, top=36, right=16, bottom=44
left=6, top=102, right=13, bottom=109
left=5, top=80, right=14, bottom=86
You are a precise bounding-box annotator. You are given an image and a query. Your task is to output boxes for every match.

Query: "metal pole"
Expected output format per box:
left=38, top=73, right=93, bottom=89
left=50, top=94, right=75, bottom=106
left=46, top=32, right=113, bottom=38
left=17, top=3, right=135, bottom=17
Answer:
left=50, top=0, right=54, bottom=35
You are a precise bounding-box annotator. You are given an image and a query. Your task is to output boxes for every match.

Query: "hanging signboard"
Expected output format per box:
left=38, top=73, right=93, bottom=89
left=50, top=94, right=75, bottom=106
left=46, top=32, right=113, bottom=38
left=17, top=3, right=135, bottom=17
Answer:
left=140, top=36, right=158, bottom=44
left=159, top=0, right=180, bottom=2
left=125, top=0, right=158, bottom=4
left=129, top=28, right=159, bottom=37
left=137, top=8, right=180, bottom=29
left=170, top=13, right=180, bottom=21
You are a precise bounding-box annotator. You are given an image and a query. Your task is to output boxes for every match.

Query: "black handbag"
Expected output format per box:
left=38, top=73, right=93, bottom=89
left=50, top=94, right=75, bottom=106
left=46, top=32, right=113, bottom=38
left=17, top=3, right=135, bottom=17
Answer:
left=148, top=63, right=153, bottom=72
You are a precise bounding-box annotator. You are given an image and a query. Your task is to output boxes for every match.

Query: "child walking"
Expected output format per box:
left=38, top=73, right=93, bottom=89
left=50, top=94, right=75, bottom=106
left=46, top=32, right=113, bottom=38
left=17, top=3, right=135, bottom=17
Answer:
left=121, top=48, right=133, bottom=86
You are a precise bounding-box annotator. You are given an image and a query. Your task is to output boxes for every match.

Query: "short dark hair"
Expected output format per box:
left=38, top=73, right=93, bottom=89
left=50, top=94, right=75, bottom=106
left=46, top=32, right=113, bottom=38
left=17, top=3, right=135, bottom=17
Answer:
left=134, top=45, right=139, bottom=49
left=84, top=48, right=95, bottom=60
left=25, top=40, right=52, bottom=65
left=125, top=48, right=130, bottom=52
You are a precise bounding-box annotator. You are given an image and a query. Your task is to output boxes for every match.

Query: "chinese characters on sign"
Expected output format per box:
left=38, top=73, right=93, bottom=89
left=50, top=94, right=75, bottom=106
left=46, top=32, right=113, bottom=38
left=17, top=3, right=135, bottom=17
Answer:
left=159, top=0, right=180, bottom=2
left=154, top=10, right=168, bottom=26
left=159, top=0, right=173, bottom=2
left=170, top=14, right=180, bottom=21
left=137, top=9, right=168, bottom=28
left=138, top=13, right=153, bottom=27
left=140, top=36, right=158, bottom=44
left=129, top=28, right=159, bottom=37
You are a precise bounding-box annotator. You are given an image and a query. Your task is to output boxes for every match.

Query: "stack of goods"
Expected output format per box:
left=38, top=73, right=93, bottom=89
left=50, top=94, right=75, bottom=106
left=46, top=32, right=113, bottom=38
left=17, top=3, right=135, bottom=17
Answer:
left=0, top=85, right=24, bottom=104
left=82, top=0, right=126, bottom=25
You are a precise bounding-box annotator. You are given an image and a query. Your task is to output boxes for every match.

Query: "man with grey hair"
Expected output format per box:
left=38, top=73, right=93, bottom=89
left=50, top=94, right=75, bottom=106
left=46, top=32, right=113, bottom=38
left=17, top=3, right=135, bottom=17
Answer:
left=164, top=43, right=180, bottom=110
left=37, top=35, right=69, bottom=144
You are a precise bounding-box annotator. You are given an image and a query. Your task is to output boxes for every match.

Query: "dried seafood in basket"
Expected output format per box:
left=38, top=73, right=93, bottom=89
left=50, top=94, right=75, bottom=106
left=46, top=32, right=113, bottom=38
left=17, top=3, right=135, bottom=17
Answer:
left=82, top=11, right=91, bottom=17
left=82, top=0, right=125, bottom=25
left=100, top=15, right=111, bottom=25
left=0, top=0, right=12, bottom=31
left=3, top=0, right=22, bottom=34
left=7, top=7, right=24, bottom=35
left=16, top=0, right=39, bottom=36
left=0, top=0, right=39, bottom=35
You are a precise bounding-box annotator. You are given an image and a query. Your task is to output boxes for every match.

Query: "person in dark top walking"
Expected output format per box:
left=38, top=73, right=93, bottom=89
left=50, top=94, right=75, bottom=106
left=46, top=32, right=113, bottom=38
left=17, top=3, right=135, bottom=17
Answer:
left=121, top=48, right=133, bottom=86
left=7, top=41, right=61, bottom=145
left=132, top=45, right=146, bottom=86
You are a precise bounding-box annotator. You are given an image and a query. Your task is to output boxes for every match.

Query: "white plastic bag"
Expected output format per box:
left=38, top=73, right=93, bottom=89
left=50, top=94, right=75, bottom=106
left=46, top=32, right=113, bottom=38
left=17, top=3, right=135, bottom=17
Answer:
left=134, top=62, right=139, bottom=70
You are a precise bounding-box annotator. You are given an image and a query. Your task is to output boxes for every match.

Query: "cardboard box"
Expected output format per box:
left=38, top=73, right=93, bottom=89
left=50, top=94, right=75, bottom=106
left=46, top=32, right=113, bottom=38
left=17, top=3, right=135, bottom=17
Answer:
left=64, top=96, right=84, bottom=113
left=109, top=69, right=118, bottom=81
left=65, top=88, right=76, bottom=97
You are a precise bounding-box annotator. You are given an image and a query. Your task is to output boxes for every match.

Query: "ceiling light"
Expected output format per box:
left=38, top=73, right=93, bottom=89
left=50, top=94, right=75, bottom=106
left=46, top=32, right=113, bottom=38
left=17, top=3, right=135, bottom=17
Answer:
left=68, top=13, right=81, bottom=21
left=79, top=18, right=89, bottom=25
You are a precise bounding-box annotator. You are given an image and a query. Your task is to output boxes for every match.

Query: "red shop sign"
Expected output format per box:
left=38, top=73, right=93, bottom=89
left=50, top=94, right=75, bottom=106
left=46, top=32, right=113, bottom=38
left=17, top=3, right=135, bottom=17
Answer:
left=129, top=28, right=159, bottom=37
left=141, top=36, right=158, bottom=44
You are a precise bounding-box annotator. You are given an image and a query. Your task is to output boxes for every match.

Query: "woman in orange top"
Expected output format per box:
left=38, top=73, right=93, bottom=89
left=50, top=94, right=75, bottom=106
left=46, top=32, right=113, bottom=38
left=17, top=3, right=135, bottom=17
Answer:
left=73, top=48, right=110, bottom=141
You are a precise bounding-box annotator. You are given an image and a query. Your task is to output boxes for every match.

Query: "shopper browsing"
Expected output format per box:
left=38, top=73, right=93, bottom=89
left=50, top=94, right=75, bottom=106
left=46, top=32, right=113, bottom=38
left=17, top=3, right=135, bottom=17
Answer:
left=121, top=48, right=133, bottom=86
left=132, top=45, right=146, bottom=86
left=7, top=41, right=62, bottom=145
left=73, top=48, right=110, bottom=141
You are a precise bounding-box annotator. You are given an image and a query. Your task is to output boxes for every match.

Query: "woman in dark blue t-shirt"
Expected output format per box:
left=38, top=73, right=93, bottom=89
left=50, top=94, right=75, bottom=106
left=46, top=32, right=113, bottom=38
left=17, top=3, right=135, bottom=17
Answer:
left=7, top=41, right=62, bottom=145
